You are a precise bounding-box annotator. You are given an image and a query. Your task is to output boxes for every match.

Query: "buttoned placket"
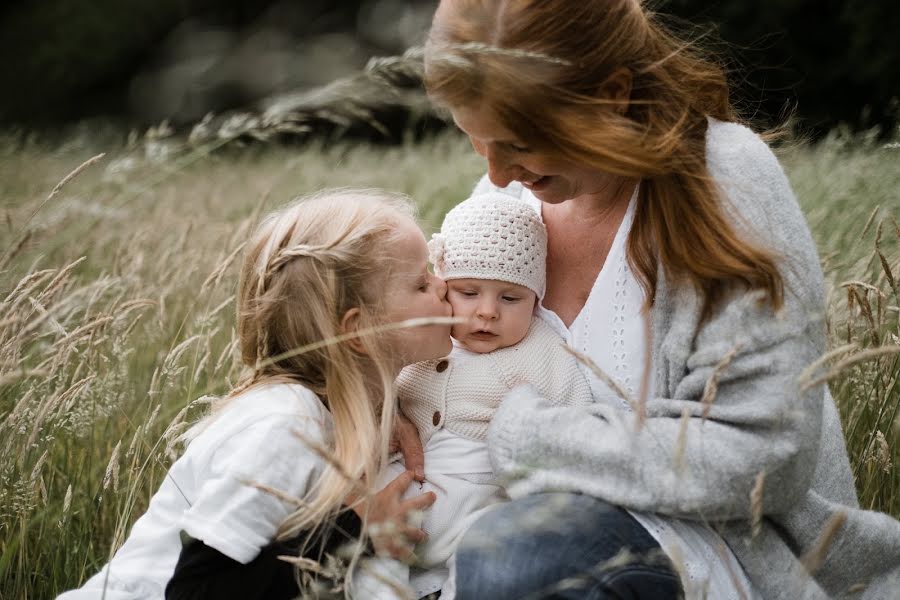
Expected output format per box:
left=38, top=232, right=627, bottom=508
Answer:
left=431, top=358, right=451, bottom=429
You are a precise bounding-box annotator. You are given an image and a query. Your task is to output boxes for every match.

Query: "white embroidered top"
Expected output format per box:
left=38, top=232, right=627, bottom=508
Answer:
left=476, top=177, right=757, bottom=600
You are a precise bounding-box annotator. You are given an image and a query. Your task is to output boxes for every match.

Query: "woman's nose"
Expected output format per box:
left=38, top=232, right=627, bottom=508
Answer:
left=485, top=147, right=519, bottom=189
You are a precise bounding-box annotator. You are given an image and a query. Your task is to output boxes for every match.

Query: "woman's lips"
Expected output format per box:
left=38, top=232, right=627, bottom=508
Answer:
left=522, top=175, right=550, bottom=191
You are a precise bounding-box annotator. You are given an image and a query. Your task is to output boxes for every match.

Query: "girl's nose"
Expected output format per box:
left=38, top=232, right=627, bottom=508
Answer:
left=434, top=275, right=448, bottom=299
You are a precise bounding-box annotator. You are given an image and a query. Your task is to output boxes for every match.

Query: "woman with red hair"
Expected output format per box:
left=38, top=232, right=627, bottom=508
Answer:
left=403, top=0, right=900, bottom=598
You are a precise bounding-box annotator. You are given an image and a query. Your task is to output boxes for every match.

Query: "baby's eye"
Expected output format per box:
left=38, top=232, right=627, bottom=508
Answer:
left=502, top=296, right=521, bottom=302
left=461, top=290, right=478, bottom=297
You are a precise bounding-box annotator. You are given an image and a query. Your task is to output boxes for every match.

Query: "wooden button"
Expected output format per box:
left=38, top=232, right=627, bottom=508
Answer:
left=435, top=360, right=449, bottom=373
left=432, top=411, right=441, bottom=426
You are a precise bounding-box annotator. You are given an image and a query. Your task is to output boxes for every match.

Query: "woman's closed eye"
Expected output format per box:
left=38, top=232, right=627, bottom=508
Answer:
left=506, top=142, right=531, bottom=154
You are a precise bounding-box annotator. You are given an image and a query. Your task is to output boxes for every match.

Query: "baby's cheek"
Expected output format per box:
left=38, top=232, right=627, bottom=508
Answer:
left=510, top=316, right=533, bottom=345
left=446, top=296, right=466, bottom=316
left=449, top=323, right=465, bottom=340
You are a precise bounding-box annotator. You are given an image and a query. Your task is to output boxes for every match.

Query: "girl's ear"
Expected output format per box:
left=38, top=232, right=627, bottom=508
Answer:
left=601, top=68, right=632, bottom=114
left=340, top=307, right=368, bottom=354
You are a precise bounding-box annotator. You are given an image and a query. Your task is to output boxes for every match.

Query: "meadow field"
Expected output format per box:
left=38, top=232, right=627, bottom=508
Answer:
left=0, top=125, right=898, bottom=598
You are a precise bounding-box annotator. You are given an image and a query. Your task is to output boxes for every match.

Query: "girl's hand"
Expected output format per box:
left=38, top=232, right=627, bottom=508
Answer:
left=352, top=470, right=436, bottom=561
left=391, top=412, right=426, bottom=482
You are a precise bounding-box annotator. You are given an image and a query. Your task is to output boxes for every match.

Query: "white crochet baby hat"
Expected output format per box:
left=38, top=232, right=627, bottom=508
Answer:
left=428, top=192, right=547, bottom=298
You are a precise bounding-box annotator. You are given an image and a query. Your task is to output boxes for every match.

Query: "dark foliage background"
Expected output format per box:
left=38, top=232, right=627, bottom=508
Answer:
left=662, top=0, right=900, bottom=135
left=1, top=0, right=897, bottom=137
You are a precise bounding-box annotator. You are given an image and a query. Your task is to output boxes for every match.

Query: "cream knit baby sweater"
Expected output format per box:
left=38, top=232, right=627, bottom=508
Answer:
left=399, top=316, right=593, bottom=444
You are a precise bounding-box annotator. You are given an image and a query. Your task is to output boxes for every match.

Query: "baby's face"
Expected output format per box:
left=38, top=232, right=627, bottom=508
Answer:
left=446, top=278, right=537, bottom=353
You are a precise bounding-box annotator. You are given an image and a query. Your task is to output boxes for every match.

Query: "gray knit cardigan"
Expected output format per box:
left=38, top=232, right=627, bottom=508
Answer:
left=483, top=120, right=900, bottom=599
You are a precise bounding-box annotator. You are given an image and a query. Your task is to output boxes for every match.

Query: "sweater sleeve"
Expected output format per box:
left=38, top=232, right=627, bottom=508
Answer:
left=487, top=121, right=828, bottom=521
left=179, top=413, right=328, bottom=563
left=487, top=310, right=823, bottom=521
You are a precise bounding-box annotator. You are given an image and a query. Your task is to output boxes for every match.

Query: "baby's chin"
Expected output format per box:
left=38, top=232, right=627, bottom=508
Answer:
left=453, top=332, right=526, bottom=354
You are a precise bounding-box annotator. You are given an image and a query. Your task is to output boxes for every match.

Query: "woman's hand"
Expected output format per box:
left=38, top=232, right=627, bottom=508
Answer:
left=390, top=412, right=425, bottom=482
left=352, top=470, right=436, bottom=560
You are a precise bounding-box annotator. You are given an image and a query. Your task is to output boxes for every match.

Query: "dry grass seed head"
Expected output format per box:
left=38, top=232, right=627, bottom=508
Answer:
left=750, top=471, right=765, bottom=539
left=800, top=511, right=848, bottom=574
left=701, top=344, right=742, bottom=421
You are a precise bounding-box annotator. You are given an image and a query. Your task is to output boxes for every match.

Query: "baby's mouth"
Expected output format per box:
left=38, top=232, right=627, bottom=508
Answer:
left=469, top=330, right=498, bottom=340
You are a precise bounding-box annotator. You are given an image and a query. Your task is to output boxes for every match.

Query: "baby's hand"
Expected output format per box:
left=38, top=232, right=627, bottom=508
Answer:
left=352, top=470, right=436, bottom=561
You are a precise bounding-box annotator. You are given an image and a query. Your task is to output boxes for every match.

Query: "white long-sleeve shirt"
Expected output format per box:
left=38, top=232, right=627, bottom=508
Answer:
left=57, top=384, right=332, bottom=600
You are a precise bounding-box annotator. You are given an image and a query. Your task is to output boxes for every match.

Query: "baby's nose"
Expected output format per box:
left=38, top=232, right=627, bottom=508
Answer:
left=476, top=301, right=499, bottom=319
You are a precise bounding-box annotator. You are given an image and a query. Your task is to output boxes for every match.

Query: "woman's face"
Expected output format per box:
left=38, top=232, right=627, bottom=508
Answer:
left=451, top=104, right=621, bottom=205
left=380, top=217, right=454, bottom=368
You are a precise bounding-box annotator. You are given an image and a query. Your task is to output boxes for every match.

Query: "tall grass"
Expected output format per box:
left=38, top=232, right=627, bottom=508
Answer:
left=784, top=129, right=900, bottom=511
left=0, top=126, right=897, bottom=598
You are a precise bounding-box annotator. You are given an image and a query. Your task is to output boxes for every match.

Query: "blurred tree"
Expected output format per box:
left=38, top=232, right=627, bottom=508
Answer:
left=0, top=0, right=277, bottom=122
left=0, top=0, right=358, bottom=124
left=660, top=0, right=900, bottom=135
left=0, top=0, right=897, bottom=137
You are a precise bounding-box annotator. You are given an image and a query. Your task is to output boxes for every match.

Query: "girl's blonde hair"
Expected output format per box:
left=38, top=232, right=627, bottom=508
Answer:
left=425, top=0, right=783, bottom=319
left=227, top=188, right=415, bottom=540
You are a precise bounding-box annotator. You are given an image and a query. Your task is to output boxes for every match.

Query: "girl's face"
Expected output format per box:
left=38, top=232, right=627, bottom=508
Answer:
left=451, top=104, right=622, bottom=206
left=381, top=217, right=454, bottom=368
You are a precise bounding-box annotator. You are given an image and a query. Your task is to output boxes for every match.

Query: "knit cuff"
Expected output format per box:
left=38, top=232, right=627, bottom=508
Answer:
left=487, top=384, right=547, bottom=481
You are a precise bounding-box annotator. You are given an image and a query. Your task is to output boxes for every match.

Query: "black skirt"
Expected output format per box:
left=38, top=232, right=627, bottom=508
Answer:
left=165, top=510, right=366, bottom=600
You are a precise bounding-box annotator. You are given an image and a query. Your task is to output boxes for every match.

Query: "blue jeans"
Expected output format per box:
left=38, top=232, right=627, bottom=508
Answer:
left=453, top=493, right=682, bottom=599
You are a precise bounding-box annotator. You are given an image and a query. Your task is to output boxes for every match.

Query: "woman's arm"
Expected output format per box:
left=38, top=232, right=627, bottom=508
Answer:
left=490, top=280, right=827, bottom=522
left=489, top=308, right=826, bottom=521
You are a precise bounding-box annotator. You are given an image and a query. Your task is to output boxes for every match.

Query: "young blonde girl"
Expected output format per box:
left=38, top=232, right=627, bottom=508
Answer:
left=57, top=189, right=450, bottom=600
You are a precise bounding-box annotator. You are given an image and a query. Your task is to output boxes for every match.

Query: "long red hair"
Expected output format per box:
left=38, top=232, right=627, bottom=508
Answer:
left=425, top=0, right=783, bottom=317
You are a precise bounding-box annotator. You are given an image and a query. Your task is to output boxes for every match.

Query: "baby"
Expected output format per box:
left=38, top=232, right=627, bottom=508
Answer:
left=354, top=192, right=593, bottom=599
